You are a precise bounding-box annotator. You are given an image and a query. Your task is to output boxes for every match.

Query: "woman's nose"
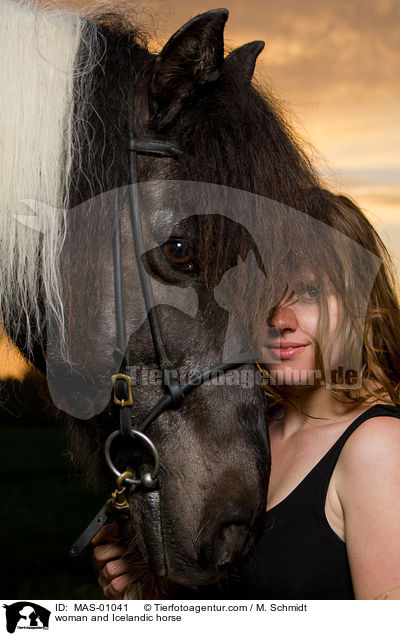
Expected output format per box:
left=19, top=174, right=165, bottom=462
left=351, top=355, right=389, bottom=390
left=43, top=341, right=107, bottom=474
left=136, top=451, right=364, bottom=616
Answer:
left=268, top=305, right=298, bottom=331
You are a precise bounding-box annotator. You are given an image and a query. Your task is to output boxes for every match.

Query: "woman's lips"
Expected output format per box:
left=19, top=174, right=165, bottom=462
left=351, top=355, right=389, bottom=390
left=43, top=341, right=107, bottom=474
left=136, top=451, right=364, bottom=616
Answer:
left=267, top=343, right=308, bottom=360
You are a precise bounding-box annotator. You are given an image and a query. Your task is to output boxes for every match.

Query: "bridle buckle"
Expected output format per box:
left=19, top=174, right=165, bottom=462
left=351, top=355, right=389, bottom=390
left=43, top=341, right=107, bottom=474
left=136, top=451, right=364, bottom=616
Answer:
left=112, top=373, right=133, bottom=406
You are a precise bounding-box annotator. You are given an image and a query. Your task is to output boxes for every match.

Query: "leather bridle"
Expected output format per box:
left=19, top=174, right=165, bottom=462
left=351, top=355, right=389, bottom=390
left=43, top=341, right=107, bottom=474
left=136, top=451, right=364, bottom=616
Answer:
left=70, top=118, right=256, bottom=556
left=106, top=116, right=256, bottom=487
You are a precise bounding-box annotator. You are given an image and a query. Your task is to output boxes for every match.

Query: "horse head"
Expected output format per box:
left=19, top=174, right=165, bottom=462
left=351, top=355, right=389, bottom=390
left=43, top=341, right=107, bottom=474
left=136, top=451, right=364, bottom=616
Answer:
left=54, top=9, right=277, bottom=587
left=1, top=2, right=322, bottom=589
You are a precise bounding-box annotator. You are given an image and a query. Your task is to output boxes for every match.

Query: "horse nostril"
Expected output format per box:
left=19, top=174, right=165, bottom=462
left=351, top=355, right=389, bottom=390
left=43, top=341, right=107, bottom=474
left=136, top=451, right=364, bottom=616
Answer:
left=197, top=502, right=255, bottom=570
left=214, top=523, right=249, bottom=567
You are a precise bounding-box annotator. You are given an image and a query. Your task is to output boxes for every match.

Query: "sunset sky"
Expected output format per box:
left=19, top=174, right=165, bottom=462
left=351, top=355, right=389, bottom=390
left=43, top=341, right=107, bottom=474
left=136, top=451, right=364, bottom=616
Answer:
left=2, top=0, right=399, bottom=377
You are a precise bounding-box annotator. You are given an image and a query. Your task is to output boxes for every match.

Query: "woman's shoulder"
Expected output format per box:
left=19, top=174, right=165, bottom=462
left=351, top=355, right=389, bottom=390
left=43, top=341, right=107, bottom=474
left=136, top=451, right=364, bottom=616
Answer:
left=335, top=404, right=400, bottom=503
left=343, top=403, right=400, bottom=453
left=339, top=404, right=400, bottom=461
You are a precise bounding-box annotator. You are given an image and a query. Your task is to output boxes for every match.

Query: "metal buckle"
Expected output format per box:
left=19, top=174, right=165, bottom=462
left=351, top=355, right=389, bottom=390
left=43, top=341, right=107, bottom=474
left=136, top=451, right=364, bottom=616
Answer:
left=112, top=373, right=133, bottom=406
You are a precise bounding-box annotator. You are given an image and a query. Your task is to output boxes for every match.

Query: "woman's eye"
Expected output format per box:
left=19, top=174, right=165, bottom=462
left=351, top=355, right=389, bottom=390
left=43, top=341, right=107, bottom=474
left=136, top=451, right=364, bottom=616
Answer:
left=162, top=240, right=194, bottom=271
left=302, top=285, right=320, bottom=301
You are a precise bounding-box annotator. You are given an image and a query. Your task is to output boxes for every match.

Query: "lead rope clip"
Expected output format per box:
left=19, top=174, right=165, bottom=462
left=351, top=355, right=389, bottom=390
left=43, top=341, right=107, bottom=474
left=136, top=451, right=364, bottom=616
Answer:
left=107, top=470, right=135, bottom=514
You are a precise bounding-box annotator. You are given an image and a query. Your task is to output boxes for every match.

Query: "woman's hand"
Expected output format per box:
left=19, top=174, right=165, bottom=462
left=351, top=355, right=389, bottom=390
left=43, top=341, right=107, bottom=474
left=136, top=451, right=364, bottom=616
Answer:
left=91, top=523, right=141, bottom=599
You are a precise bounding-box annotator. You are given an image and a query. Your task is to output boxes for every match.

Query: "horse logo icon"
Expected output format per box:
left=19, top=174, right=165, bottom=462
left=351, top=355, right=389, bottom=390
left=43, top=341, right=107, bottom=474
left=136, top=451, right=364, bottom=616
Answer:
left=2, top=602, right=50, bottom=633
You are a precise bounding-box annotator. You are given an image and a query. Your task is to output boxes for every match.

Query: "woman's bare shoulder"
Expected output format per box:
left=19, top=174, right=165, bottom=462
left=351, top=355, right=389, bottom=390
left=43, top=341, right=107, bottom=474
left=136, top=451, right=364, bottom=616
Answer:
left=335, top=411, right=400, bottom=504
left=340, top=411, right=400, bottom=461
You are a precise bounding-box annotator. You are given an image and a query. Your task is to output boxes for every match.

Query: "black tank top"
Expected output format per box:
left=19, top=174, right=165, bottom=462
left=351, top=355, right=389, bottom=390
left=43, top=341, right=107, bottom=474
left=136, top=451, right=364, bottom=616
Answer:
left=190, top=404, right=400, bottom=600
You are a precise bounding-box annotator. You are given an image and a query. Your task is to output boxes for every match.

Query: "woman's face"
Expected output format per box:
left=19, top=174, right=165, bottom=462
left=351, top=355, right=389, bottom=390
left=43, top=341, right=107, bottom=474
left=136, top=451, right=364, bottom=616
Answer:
left=257, top=276, right=339, bottom=386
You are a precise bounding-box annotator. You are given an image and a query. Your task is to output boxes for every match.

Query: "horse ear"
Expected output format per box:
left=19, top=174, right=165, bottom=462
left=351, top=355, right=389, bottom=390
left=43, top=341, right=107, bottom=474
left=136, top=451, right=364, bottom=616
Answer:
left=224, top=41, right=265, bottom=83
left=151, top=9, right=228, bottom=128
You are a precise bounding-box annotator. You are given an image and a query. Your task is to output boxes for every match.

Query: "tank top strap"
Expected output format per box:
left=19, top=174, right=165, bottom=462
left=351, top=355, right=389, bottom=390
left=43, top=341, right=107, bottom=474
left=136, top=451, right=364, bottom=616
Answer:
left=314, top=403, right=400, bottom=512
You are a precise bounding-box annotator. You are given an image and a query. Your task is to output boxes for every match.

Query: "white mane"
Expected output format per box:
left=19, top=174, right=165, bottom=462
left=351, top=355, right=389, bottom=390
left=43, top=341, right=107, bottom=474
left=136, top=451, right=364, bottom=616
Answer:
left=0, top=0, right=86, bottom=351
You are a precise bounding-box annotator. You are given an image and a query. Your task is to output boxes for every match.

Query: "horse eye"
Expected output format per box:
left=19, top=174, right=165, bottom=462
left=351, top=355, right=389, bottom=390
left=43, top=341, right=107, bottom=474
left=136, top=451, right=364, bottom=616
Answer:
left=162, top=240, right=194, bottom=271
